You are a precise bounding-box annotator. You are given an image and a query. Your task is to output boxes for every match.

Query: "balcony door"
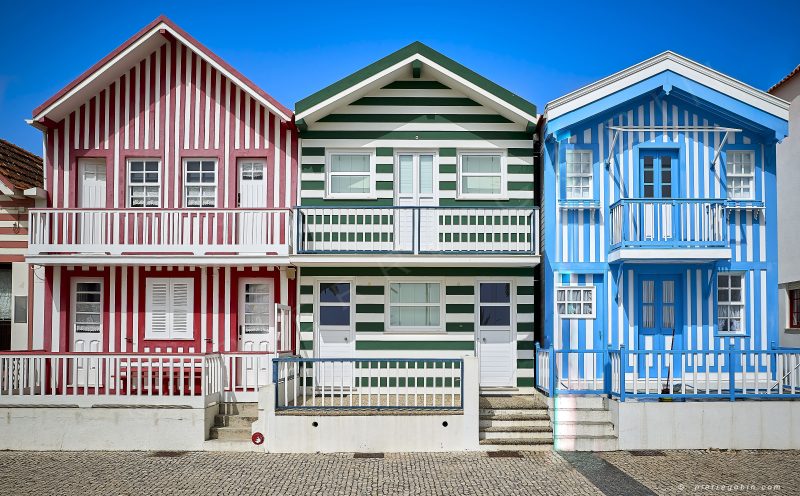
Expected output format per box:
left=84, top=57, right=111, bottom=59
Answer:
left=395, top=153, right=437, bottom=251
left=639, top=150, right=677, bottom=241
left=237, top=160, right=267, bottom=248
left=71, top=279, right=103, bottom=387
left=77, top=159, right=107, bottom=246
left=637, top=275, right=681, bottom=379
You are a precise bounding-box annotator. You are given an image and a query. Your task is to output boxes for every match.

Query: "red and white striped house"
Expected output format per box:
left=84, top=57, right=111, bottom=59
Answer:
left=25, top=16, right=298, bottom=378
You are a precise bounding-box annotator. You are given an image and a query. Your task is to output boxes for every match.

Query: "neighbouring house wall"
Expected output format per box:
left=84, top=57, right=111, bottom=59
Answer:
left=772, top=77, right=800, bottom=346
left=0, top=404, right=217, bottom=451
left=297, top=267, right=535, bottom=389
left=0, top=198, right=34, bottom=350
left=43, top=265, right=294, bottom=354
left=611, top=400, right=800, bottom=450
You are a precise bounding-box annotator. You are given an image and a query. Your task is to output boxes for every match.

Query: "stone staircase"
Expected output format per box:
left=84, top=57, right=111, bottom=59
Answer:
left=209, top=402, right=258, bottom=442
left=549, top=396, right=618, bottom=451
left=478, top=394, right=553, bottom=451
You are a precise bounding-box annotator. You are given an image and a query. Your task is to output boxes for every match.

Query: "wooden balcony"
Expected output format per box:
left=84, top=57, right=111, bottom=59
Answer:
left=28, top=208, right=293, bottom=260
left=608, top=199, right=729, bottom=262
left=295, top=206, right=540, bottom=257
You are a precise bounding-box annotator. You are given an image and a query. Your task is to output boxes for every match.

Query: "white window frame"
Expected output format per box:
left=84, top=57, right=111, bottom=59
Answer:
left=565, top=149, right=593, bottom=200
left=385, top=280, right=445, bottom=333
left=145, top=277, right=195, bottom=340
left=127, top=159, right=161, bottom=208
left=726, top=150, right=755, bottom=201
left=717, top=273, right=746, bottom=336
left=324, top=150, right=376, bottom=199
left=457, top=151, right=507, bottom=200
left=316, top=280, right=354, bottom=332
left=72, top=278, right=104, bottom=336
left=183, top=158, right=218, bottom=208
left=556, top=285, right=596, bottom=319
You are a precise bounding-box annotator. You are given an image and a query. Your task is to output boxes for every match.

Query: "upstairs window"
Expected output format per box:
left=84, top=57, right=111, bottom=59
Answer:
left=145, top=278, right=194, bottom=340
left=458, top=153, right=506, bottom=199
left=128, top=160, right=161, bottom=207
left=184, top=159, right=217, bottom=207
left=717, top=273, right=744, bottom=335
left=565, top=150, right=593, bottom=200
left=727, top=151, right=755, bottom=200
left=326, top=152, right=374, bottom=198
left=789, top=289, right=800, bottom=329
left=556, top=286, right=596, bottom=319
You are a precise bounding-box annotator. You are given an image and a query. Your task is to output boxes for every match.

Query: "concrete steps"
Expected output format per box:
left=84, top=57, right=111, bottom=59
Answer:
left=549, top=396, right=618, bottom=451
left=478, top=395, right=553, bottom=451
left=208, top=403, right=258, bottom=442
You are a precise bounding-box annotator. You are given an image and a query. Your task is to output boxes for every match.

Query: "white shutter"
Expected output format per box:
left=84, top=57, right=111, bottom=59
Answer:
left=169, top=279, right=194, bottom=340
left=146, top=280, right=170, bottom=339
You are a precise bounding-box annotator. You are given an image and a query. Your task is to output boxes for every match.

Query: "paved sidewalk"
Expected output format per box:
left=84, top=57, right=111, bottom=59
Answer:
left=0, top=450, right=796, bottom=495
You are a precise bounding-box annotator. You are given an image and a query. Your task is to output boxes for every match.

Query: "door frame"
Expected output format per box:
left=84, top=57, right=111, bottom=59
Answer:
left=237, top=277, right=275, bottom=351
left=474, top=278, right=517, bottom=387
left=634, top=271, right=684, bottom=349
left=70, top=277, right=104, bottom=353
left=313, top=278, right=356, bottom=358
left=634, top=143, right=682, bottom=199
left=77, top=158, right=107, bottom=208
left=393, top=150, right=440, bottom=205
left=236, top=158, right=268, bottom=208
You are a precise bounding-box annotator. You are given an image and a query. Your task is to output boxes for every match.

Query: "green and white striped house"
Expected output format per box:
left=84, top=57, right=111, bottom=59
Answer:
left=293, top=42, right=540, bottom=390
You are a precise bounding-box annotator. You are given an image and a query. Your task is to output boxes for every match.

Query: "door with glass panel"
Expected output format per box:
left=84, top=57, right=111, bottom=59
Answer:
left=237, top=161, right=267, bottom=249
left=395, top=153, right=436, bottom=251
left=71, top=279, right=103, bottom=387
left=637, top=275, right=680, bottom=379
left=238, top=279, right=274, bottom=386
left=316, top=282, right=354, bottom=390
left=476, top=282, right=514, bottom=387
left=77, top=159, right=107, bottom=246
left=639, top=150, right=677, bottom=241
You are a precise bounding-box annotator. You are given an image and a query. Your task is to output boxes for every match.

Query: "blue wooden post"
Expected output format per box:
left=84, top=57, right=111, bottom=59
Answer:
left=619, top=345, right=626, bottom=402
left=534, top=342, right=540, bottom=390
left=603, top=348, right=610, bottom=396
left=728, top=344, right=736, bottom=402
left=272, top=357, right=280, bottom=408
left=548, top=345, right=556, bottom=396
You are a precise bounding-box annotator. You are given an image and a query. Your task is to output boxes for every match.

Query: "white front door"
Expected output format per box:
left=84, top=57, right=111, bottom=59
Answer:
left=316, top=282, right=354, bottom=389
left=238, top=279, right=274, bottom=385
left=477, top=282, right=515, bottom=387
left=78, top=159, right=107, bottom=245
left=72, top=279, right=103, bottom=386
left=237, top=161, right=267, bottom=248
left=395, top=153, right=437, bottom=251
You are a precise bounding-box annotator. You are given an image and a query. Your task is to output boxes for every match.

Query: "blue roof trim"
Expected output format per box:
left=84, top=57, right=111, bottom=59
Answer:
left=547, top=70, right=788, bottom=142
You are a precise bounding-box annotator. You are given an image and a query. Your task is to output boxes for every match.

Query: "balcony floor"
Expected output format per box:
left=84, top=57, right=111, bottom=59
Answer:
left=291, top=253, right=541, bottom=267
left=608, top=247, right=731, bottom=263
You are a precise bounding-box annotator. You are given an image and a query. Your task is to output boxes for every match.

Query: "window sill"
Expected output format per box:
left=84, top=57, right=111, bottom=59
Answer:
left=143, top=337, right=195, bottom=341
left=383, top=328, right=447, bottom=335
left=455, top=195, right=508, bottom=202
left=784, top=328, right=800, bottom=334
left=323, top=195, right=379, bottom=201
left=715, top=333, right=749, bottom=338
left=558, top=200, right=600, bottom=209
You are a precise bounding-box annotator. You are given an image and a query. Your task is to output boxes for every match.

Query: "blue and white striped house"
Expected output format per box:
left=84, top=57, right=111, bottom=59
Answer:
left=539, top=52, right=791, bottom=396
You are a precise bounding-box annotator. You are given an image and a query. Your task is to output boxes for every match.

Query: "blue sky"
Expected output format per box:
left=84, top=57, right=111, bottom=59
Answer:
left=2, top=0, right=798, bottom=154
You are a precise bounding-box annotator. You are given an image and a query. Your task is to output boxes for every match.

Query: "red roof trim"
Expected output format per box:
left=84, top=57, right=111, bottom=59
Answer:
left=768, top=64, right=800, bottom=94
left=32, top=15, right=292, bottom=120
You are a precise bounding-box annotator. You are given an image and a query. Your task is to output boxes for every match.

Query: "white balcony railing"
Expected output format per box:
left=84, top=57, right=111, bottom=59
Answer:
left=28, top=208, right=293, bottom=256
left=296, top=206, right=539, bottom=255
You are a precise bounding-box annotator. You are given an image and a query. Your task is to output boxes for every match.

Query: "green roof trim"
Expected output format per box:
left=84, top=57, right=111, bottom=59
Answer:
left=295, top=41, right=537, bottom=119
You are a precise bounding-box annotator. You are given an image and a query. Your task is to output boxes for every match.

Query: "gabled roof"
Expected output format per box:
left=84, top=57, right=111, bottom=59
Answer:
left=32, top=15, right=291, bottom=124
left=545, top=51, right=789, bottom=136
left=295, top=42, right=537, bottom=127
left=769, top=64, right=800, bottom=94
left=0, top=139, right=43, bottom=193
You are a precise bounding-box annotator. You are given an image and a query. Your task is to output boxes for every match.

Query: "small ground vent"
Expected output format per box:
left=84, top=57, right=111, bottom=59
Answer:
left=353, top=453, right=384, bottom=459
left=486, top=451, right=523, bottom=458
left=148, top=451, right=187, bottom=458
left=629, top=450, right=666, bottom=457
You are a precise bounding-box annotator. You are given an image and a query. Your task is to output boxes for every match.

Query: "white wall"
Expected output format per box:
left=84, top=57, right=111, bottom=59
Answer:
left=259, top=356, right=480, bottom=453
left=0, top=404, right=216, bottom=450
left=10, top=262, right=28, bottom=350
left=612, top=400, right=800, bottom=450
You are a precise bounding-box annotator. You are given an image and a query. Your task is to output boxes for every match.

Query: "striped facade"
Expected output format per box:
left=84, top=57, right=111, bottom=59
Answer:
left=294, top=43, right=539, bottom=390
left=30, top=18, right=298, bottom=355
left=542, top=52, right=789, bottom=380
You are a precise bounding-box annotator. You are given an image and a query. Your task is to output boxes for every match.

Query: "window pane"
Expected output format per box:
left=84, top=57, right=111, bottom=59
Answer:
left=462, top=176, right=501, bottom=195
left=390, top=283, right=439, bottom=304
left=480, top=283, right=510, bottom=303
left=398, top=155, right=413, bottom=194
left=419, top=155, right=434, bottom=194
left=462, top=155, right=500, bottom=174
left=480, top=306, right=510, bottom=326
left=331, top=175, right=370, bottom=194
left=331, top=154, right=369, bottom=173
left=319, top=306, right=350, bottom=326
left=319, top=283, right=350, bottom=303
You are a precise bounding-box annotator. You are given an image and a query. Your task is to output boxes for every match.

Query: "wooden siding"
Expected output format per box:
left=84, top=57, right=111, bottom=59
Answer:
left=0, top=199, right=32, bottom=261
left=299, top=78, right=534, bottom=207
left=298, top=267, right=535, bottom=388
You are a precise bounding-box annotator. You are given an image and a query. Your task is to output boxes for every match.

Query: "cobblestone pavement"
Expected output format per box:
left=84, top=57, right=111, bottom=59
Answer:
left=0, top=450, right=796, bottom=496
